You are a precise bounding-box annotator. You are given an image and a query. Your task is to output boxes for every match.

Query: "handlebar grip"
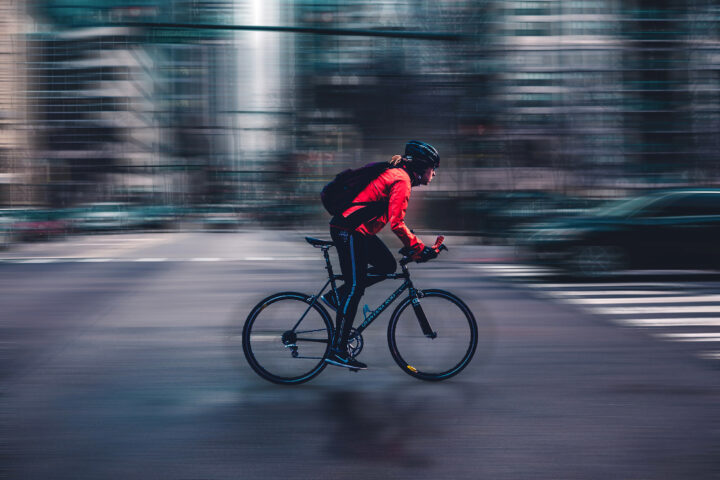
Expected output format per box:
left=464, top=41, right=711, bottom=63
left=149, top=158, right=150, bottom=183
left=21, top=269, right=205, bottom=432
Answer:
left=400, top=235, right=447, bottom=265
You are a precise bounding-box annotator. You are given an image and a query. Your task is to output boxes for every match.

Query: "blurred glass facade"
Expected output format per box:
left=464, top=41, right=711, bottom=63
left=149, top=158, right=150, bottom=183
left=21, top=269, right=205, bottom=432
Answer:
left=1, top=0, right=719, bottom=232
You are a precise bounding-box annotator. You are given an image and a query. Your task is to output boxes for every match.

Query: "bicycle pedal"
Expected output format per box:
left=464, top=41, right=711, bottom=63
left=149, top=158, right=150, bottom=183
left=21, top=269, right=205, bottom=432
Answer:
left=349, top=368, right=360, bottom=373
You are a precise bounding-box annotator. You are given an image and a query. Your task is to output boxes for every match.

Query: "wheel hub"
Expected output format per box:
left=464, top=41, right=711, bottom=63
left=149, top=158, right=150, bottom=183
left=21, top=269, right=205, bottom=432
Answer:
left=281, top=330, right=299, bottom=357
left=281, top=330, right=297, bottom=346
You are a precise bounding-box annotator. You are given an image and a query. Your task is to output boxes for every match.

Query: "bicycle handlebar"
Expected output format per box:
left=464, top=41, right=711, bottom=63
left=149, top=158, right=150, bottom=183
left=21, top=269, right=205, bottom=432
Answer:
left=400, top=235, right=448, bottom=266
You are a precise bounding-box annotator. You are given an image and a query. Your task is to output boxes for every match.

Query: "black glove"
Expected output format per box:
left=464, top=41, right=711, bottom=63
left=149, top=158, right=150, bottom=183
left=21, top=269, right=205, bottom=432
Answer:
left=398, top=246, right=415, bottom=257
left=412, top=246, right=438, bottom=263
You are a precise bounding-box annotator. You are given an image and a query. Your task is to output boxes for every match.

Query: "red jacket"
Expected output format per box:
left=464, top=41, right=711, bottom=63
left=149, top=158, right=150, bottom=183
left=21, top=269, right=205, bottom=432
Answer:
left=339, top=167, right=424, bottom=251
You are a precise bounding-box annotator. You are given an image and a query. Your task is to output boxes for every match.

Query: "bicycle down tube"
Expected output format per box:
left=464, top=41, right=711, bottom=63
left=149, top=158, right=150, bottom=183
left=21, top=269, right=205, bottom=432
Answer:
left=356, top=270, right=435, bottom=337
left=292, top=260, right=436, bottom=340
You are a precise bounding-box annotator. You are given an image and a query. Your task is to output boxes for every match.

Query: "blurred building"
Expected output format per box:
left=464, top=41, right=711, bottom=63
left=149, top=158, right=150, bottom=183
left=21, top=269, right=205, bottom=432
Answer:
left=1, top=0, right=719, bottom=231
left=0, top=1, right=35, bottom=205
left=227, top=0, right=296, bottom=214
left=21, top=0, right=234, bottom=207
left=482, top=0, right=720, bottom=195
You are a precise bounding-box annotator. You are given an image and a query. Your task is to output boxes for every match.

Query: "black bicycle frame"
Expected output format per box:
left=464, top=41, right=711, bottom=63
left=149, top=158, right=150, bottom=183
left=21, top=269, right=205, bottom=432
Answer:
left=295, top=245, right=436, bottom=339
left=356, top=273, right=411, bottom=332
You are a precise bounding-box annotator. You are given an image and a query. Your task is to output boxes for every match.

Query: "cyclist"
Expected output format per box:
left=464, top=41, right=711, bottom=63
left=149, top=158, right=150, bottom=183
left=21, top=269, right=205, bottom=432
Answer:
left=323, top=140, right=440, bottom=370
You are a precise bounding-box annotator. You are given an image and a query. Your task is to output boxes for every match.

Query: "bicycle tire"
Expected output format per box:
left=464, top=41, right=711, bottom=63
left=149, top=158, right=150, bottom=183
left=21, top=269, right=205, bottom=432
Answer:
left=387, top=289, right=478, bottom=381
left=243, top=292, right=333, bottom=385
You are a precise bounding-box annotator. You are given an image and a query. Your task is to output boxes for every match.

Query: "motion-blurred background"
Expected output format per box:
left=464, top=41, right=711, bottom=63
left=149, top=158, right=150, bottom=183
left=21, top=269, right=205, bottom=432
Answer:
left=1, top=0, right=719, bottom=249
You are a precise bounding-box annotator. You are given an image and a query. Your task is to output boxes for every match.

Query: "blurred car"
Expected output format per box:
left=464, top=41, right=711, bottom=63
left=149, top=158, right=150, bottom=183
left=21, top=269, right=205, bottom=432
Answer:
left=189, top=204, right=248, bottom=230
left=69, top=202, right=143, bottom=232
left=463, top=191, right=598, bottom=241
left=0, top=208, right=71, bottom=242
left=131, top=204, right=184, bottom=230
left=0, top=211, right=16, bottom=248
left=488, top=193, right=598, bottom=239
left=517, top=189, right=720, bottom=274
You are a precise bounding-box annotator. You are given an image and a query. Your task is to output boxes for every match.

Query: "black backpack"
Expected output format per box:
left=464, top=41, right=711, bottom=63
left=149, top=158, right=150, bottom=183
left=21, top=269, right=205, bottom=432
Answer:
left=321, top=162, right=390, bottom=216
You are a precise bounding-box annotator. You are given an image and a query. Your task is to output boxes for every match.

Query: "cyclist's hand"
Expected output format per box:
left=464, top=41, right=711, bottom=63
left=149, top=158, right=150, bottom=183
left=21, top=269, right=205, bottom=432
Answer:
left=398, top=246, right=418, bottom=257
left=412, top=246, right=438, bottom=263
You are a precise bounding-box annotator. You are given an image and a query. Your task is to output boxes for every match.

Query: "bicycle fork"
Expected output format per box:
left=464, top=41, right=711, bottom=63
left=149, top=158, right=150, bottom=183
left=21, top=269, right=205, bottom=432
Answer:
left=409, top=287, right=437, bottom=339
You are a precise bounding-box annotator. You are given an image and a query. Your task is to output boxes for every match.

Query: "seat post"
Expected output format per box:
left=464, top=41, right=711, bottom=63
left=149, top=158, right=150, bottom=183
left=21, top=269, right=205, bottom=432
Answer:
left=322, top=247, right=340, bottom=291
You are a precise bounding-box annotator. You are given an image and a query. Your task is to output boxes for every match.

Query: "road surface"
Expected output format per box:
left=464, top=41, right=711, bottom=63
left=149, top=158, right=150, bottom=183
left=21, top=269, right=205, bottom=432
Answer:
left=2, top=231, right=719, bottom=479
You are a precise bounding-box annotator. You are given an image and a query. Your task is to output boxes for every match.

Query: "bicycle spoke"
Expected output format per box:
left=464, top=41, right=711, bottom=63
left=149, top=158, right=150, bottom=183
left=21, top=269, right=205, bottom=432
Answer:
left=388, top=290, right=478, bottom=381
left=296, top=328, right=329, bottom=334
left=243, top=293, right=332, bottom=384
left=296, top=337, right=329, bottom=343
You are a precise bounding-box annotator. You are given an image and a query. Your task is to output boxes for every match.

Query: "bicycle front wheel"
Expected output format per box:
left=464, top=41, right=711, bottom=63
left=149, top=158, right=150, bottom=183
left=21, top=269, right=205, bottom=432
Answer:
left=388, top=289, right=478, bottom=381
left=243, top=292, right=333, bottom=385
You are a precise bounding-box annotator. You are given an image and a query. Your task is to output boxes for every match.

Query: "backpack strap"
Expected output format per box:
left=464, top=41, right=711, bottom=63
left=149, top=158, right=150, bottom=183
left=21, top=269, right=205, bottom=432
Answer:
left=338, top=200, right=388, bottom=230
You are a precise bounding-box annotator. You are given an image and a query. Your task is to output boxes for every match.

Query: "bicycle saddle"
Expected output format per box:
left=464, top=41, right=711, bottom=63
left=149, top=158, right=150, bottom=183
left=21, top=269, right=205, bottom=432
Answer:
left=305, top=236, right=334, bottom=248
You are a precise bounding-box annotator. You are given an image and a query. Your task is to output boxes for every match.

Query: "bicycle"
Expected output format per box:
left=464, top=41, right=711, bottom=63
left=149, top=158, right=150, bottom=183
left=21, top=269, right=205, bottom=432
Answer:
left=242, top=235, right=479, bottom=385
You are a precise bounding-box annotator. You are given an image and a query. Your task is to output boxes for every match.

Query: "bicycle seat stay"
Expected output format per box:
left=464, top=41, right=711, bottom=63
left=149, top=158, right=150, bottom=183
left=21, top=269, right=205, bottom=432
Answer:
left=305, top=236, right=334, bottom=248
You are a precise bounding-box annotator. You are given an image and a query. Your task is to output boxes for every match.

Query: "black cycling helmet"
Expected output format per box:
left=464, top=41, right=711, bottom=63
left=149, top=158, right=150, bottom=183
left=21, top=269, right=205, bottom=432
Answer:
left=404, top=140, right=440, bottom=172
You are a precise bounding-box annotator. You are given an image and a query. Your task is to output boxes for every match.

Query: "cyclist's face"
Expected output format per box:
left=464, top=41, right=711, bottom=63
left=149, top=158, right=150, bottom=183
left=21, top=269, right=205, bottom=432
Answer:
left=420, top=166, right=436, bottom=185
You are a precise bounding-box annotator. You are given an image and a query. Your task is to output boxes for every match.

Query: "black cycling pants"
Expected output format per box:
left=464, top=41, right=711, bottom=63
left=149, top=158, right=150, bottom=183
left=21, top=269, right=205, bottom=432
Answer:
left=329, top=228, right=397, bottom=352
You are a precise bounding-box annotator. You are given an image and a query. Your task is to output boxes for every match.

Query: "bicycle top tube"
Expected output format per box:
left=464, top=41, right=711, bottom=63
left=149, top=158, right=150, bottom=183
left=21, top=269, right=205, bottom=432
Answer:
left=367, top=272, right=409, bottom=280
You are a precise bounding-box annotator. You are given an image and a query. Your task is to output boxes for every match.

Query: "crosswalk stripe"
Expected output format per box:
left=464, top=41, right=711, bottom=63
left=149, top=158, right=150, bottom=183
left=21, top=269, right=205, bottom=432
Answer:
left=615, top=318, right=720, bottom=327
left=563, top=295, right=720, bottom=305
left=654, top=333, right=720, bottom=341
left=593, top=305, right=720, bottom=314
left=487, top=263, right=720, bottom=361
left=698, top=352, right=720, bottom=360
left=527, top=282, right=686, bottom=289
left=549, top=290, right=681, bottom=297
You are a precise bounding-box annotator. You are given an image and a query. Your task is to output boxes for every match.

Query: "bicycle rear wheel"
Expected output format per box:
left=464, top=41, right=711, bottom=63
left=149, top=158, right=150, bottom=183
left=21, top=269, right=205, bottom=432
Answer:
left=243, top=292, right=333, bottom=385
left=388, top=289, right=478, bottom=381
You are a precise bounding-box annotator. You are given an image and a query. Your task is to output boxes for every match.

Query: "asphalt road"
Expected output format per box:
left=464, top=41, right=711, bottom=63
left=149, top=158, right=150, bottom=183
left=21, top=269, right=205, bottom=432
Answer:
left=1, top=231, right=719, bottom=479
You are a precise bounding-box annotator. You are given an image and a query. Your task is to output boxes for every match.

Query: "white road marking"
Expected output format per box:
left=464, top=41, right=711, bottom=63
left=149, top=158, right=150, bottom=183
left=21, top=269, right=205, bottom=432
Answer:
left=563, top=295, right=720, bottom=305
left=548, top=290, right=680, bottom=297
left=654, top=333, right=720, bottom=341
left=593, top=305, right=720, bottom=315
left=506, top=267, right=720, bottom=362
left=250, top=335, right=280, bottom=342
left=0, top=256, right=319, bottom=263
left=476, top=264, right=550, bottom=271
left=527, top=282, right=685, bottom=289
left=472, top=266, right=554, bottom=276
left=615, top=318, right=720, bottom=327
left=697, top=352, right=720, bottom=360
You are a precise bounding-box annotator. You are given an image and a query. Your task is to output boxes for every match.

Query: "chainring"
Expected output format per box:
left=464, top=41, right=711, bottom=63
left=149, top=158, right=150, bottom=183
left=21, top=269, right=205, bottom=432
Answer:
left=347, top=328, right=364, bottom=358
